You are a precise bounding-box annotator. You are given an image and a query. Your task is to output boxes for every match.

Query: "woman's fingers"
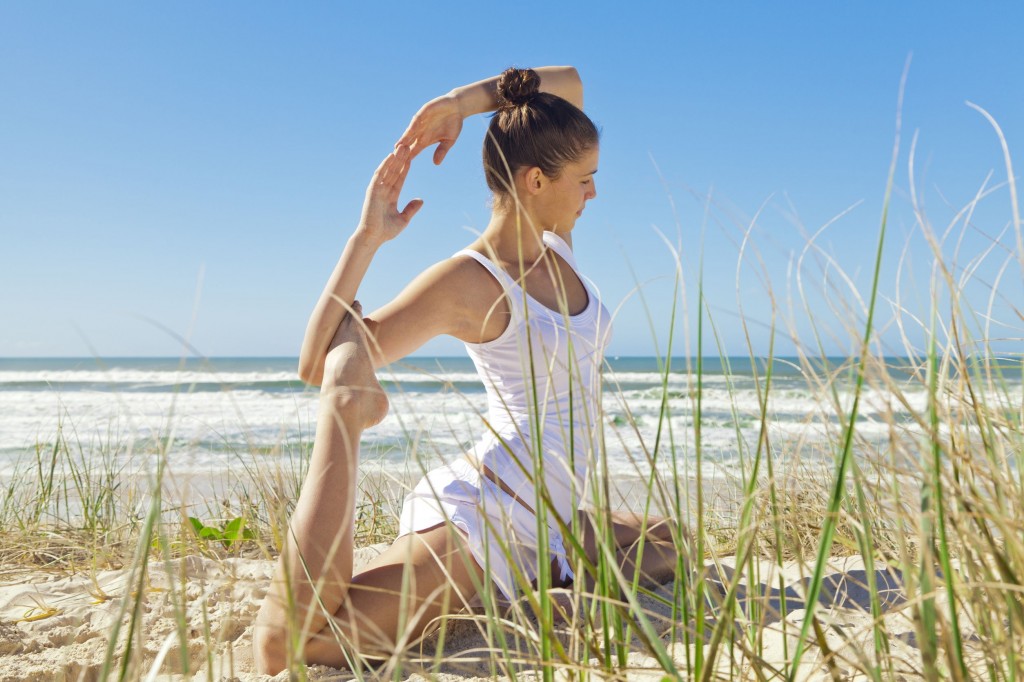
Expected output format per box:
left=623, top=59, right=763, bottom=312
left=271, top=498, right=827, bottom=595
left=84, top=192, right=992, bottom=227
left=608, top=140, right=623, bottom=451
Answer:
left=396, top=105, right=428, bottom=148
left=372, top=145, right=411, bottom=191
left=400, top=198, right=424, bottom=222
left=370, top=155, right=398, bottom=194
left=395, top=122, right=416, bottom=149
left=432, top=140, right=453, bottom=166
left=397, top=105, right=438, bottom=160
left=399, top=129, right=424, bottom=159
left=367, top=146, right=416, bottom=223
left=360, top=145, right=420, bottom=240
left=369, top=154, right=391, bottom=187
left=382, top=157, right=412, bottom=202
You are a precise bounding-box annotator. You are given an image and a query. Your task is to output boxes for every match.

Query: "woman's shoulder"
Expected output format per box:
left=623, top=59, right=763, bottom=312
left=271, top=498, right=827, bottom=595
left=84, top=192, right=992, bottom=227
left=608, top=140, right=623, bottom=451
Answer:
left=447, top=245, right=509, bottom=285
left=436, top=252, right=513, bottom=343
left=405, top=251, right=507, bottom=308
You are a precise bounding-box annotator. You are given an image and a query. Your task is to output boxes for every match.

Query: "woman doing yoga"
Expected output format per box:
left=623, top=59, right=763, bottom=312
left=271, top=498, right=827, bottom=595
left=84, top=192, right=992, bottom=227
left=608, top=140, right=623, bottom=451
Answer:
left=253, top=66, right=679, bottom=675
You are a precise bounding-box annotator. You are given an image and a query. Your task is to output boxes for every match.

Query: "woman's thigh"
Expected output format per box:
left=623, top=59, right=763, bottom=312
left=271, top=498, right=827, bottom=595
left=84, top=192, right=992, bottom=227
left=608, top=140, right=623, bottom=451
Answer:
left=576, top=510, right=676, bottom=552
left=302, top=523, right=485, bottom=665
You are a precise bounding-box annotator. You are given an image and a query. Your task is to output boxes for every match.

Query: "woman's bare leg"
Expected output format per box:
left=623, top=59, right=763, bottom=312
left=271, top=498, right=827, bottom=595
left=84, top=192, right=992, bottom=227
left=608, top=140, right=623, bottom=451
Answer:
left=254, top=303, right=389, bottom=674
left=578, top=510, right=683, bottom=590
left=253, top=305, right=485, bottom=674
left=300, top=523, right=484, bottom=667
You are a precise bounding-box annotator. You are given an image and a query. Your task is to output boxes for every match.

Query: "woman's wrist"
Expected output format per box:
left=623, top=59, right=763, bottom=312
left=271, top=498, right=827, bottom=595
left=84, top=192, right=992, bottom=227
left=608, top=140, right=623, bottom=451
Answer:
left=448, top=79, right=497, bottom=118
left=446, top=66, right=580, bottom=118
left=351, top=226, right=386, bottom=250
left=444, top=90, right=469, bottom=120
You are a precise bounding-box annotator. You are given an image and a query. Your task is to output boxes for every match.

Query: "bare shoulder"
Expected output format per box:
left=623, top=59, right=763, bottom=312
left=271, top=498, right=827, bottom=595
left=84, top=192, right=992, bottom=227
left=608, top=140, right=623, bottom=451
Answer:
left=372, top=256, right=481, bottom=318
left=448, top=246, right=508, bottom=290
left=440, top=252, right=511, bottom=343
left=363, top=253, right=509, bottom=364
left=411, top=252, right=503, bottom=302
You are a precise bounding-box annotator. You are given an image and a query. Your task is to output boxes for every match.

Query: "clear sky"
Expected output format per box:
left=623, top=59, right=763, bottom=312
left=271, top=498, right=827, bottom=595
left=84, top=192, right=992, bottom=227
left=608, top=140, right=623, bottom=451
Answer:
left=2, top=2, right=1022, bottom=359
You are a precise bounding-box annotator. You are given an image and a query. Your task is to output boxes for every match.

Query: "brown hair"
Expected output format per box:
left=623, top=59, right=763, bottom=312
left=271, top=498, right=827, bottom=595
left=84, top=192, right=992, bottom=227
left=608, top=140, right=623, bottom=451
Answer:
left=483, top=67, right=599, bottom=202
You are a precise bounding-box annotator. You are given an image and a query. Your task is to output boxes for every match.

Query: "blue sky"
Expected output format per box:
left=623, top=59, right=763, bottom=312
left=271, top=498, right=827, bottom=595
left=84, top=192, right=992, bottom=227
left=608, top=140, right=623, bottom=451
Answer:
left=2, top=2, right=1021, bottom=358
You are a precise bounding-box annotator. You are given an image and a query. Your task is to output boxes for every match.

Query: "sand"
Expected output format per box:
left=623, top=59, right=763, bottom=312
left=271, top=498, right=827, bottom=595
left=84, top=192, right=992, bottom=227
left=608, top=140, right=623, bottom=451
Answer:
left=0, top=542, right=967, bottom=682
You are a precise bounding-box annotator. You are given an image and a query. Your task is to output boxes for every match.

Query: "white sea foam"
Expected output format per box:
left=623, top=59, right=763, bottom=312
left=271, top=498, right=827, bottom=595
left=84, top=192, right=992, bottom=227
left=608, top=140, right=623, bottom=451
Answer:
left=0, top=368, right=485, bottom=386
left=2, top=360, right=1017, bottom=484
left=0, top=370, right=300, bottom=385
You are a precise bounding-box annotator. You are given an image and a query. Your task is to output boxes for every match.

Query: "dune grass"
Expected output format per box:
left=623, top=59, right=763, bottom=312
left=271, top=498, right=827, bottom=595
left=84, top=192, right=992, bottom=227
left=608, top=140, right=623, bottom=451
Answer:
left=2, top=107, right=1022, bottom=680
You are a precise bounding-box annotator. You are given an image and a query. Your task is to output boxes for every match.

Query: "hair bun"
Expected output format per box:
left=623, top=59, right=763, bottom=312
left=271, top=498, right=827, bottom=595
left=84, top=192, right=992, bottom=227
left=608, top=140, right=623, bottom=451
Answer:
left=496, top=67, right=541, bottom=108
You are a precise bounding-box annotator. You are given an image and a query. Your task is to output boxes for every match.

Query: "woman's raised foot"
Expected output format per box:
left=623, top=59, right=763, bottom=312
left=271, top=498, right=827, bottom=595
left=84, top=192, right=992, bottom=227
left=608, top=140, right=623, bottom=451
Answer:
left=322, top=301, right=389, bottom=428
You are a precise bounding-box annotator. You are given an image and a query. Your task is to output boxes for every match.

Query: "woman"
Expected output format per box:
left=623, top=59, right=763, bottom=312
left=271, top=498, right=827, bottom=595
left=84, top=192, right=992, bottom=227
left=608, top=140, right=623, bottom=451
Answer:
left=253, top=66, right=678, bottom=675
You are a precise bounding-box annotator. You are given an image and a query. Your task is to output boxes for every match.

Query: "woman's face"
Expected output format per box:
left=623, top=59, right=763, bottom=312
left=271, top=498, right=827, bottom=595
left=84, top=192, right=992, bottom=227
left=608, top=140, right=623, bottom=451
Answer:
left=537, top=146, right=599, bottom=232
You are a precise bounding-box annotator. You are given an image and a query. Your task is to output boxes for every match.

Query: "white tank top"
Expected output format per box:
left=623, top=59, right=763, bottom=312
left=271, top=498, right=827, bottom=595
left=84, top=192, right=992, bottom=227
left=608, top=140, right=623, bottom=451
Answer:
left=454, top=231, right=613, bottom=524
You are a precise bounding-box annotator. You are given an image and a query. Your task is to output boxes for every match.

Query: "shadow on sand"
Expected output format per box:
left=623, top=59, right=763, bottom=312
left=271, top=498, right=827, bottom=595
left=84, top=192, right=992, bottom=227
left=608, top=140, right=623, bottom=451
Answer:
left=703, top=562, right=909, bottom=627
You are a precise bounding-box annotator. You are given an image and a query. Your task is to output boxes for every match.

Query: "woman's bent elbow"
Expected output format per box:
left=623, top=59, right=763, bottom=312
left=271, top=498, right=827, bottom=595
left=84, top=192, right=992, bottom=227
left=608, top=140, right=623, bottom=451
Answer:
left=297, top=356, right=323, bottom=387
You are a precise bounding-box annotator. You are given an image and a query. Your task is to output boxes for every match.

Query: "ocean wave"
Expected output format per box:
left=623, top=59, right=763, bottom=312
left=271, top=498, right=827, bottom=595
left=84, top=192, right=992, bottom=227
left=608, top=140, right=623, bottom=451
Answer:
left=0, top=369, right=492, bottom=389
left=0, top=370, right=300, bottom=385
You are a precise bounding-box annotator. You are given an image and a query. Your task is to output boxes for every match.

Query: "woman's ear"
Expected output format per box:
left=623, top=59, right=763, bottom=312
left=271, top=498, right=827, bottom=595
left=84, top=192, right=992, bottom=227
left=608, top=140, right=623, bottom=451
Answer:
left=523, top=166, right=545, bottom=195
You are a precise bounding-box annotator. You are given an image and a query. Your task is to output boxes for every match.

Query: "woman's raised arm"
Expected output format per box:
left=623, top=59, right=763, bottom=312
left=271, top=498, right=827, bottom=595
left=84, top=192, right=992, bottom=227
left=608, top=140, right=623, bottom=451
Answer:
left=299, top=66, right=584, bottom=385
left=397, top=66, right=584, bottom=164
left=297, top=145, right=423, bottom=385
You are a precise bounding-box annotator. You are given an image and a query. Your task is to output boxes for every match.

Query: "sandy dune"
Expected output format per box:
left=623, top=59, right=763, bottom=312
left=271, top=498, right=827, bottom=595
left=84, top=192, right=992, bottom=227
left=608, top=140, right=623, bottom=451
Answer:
left=0, top=547, right=954, bottom=681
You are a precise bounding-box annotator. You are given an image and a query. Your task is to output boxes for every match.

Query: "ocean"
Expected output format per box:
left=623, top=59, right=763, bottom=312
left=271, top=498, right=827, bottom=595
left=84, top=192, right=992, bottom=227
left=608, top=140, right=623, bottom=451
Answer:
left=2, top=354, right=984, bottom=494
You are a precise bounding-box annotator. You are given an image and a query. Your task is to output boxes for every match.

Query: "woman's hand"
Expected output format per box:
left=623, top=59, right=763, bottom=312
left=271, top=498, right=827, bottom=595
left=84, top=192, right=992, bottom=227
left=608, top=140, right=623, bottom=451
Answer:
left=395, top=94, right=464, bottom=165
left=394, top=67, right=581, bottom=166
left=356, top=145, right=424, bottom=245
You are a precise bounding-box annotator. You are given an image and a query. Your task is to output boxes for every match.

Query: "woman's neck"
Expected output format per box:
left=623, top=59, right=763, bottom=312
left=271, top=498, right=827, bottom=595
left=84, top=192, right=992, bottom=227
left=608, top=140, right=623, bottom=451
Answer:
left=479, top=204, right=548, bottom=263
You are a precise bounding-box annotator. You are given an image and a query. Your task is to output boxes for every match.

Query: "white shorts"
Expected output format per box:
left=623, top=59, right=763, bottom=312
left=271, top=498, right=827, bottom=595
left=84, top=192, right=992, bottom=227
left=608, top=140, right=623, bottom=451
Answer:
left=397, top=458, right=573, bottom=601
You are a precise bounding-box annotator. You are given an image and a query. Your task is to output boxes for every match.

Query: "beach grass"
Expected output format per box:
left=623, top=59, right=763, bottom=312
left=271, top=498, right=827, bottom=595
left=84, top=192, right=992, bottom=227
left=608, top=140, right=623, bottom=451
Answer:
left=2, top=107, right=1022, bottom=680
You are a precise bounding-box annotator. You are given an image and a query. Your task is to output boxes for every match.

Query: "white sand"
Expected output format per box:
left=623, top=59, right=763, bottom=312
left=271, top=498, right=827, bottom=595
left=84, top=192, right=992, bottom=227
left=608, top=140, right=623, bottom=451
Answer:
left=0, top=549, right=971, bottom=681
